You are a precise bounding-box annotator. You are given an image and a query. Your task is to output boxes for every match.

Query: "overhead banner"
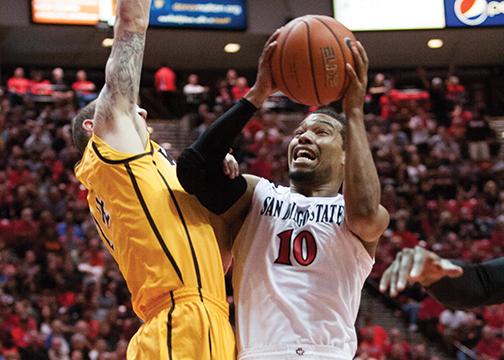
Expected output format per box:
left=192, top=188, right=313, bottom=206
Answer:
left=32, top=0, right=115, bottom=25
left=333, top=0, right=504, bottom=30
left=32, top=0, right=246, bottom=29
left=444, top=0, right=504, bottom=27
left=150, top=0, right=247, bottom=29
left=333, top=0, right=446, bottom=31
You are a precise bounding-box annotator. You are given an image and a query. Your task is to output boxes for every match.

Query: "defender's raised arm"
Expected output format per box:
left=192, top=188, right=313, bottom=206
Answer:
left=92, top=0, right=151, bottom=153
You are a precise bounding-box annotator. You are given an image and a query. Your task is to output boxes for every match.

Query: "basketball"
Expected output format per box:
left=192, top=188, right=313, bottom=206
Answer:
left=271, top=15, right=356, bottom=106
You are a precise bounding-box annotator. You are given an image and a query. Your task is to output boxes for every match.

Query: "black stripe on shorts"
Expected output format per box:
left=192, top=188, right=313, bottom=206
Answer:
left=167, top=290, right=175, bottom=360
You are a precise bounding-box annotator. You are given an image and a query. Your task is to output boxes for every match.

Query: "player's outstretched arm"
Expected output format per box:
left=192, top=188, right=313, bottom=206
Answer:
left=92, top=0, right=151, bottom=153
left=342, top=39, right=389, bottom=253
left=177, top=30, right=279, bottom=227
left=379, top=246, right=463, bottom=297
left=379, top=247, right=504, bottom=309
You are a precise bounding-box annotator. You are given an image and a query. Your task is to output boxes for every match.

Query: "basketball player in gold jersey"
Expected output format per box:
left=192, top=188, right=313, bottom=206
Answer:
left=71, top=0, right=235, bottom=358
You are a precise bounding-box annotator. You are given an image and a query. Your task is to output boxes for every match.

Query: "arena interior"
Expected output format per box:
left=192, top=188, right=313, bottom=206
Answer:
left=1, top=0, right=504, bottom=359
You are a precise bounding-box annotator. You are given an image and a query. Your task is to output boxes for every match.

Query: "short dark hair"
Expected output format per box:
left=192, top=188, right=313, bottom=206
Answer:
left=310, top=107, right=346, bottom=147
left=72, top=100, right=96, bottom=154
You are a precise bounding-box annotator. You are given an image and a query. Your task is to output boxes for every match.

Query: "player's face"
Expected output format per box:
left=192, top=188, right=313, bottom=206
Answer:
left=288, top=113, right=344, bottom=184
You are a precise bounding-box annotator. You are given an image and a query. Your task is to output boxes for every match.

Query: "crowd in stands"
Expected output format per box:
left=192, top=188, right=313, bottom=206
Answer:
left=0, top=64, right=502, bottom=359
left=354, top=71, right=503, bottom=359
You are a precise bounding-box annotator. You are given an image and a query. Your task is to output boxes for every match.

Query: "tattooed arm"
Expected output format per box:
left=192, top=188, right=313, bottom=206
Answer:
left=92, top=0, right=151, bottom=153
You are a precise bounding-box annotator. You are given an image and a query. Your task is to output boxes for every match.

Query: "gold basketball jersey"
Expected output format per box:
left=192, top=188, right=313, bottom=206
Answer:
left=75, top=134, right=227, bottom=321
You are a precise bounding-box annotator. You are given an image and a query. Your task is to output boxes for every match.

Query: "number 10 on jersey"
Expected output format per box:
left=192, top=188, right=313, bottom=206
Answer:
left=274, top=229, right=318, bottom=266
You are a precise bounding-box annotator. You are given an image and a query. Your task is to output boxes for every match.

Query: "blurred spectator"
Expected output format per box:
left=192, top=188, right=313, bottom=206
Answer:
left=476, top=326, right=502, bottom=359
left=183, top=73, right=207, bottom=112
left=191, top=106, right=216, bottom=141
left=384, top=328, right=411, bottom=359
left=231, top=76, right=250, bottom=101
left=367, top=73, right=388, bottom=116
left=154, top=65, right=177, bottom=118
left=446, top=75, right=466, bottom=105
left=51, top=68, right=73, bottom=102
left=466, top=113, right=493, bottom=162
left=409, top=107, right=436, bottom=154
left=417, top=67, right=450, bottom=126
left=226, top=68, right=238, bottom=89
left=214, top=79, right=233, bottom=109
left=30, top=71, right=52, bottom=97
left=7, top=68, right=30, bottom=105
left=72, top=70, right=97, bottom=109
left=24, top=123, right=52, bottom=154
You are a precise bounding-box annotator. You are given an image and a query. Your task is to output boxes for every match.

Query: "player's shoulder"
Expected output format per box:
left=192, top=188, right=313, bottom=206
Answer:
left=74, top=138, right=98, bottom=188
left=255, top=178, right=290, bottom=196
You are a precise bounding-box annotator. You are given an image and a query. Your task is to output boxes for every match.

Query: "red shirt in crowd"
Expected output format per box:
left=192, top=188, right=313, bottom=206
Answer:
left=231, top=85, right=250, bottom=101
left=476, top=336, right=503, bottom=359
left=7, top=77, right=31, bottom=95
left=10, top=317, right=37, bottom=348
left=249, top=158, right=272, bottom=179
left=30, top=80, right=52, bottom=96
left=447, top=84, right=465, bottom=98
left=72, top=80, right=96, bottom=95
left=394, top=230, right=419, bottom=248
left=364, top=324, right=389, bottom=350
left=418, top=297, right=445, bottom=321
left=155, top=66, right=176, bottom=92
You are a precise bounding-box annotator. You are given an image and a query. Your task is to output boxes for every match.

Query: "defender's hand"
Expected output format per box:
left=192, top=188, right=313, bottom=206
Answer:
left=223, top=153, right=240, bottom=180
left=245, top=29, right=281, bottom=108
left=343, top=39, right=368, bottom=115
left=379, top=246, right=463, bottom=297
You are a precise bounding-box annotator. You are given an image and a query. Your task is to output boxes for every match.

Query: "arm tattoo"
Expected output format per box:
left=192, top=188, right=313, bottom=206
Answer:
left=107, top=30, right=146, bottom=104
left=95, top=30, right=146, bottom=125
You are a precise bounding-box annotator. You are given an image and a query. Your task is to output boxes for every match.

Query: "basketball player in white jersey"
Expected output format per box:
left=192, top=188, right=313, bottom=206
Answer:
left=177, top=31, right=390, bottom=359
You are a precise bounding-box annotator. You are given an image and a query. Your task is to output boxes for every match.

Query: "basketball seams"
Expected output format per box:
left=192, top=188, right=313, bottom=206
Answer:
left=301, top=19, right=322, bottom=106
left=314, top=16, right=351, bottom=102
left=278, top=21, right=303, bottom=104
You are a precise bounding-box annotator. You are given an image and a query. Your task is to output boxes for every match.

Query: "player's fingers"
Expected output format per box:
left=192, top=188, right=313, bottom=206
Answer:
left=356, top=41, right=369, bottom=84
left=345, top=63, right=358, bottom=85
left=345, top=38, right=364, bottom=82
left=356, top=41, right=369, bottom=68
left=397, top=249, right=414, bottom=291
left=266, top=28, right=282, bottom=47
left=231, top=158, right=240, bottom=179
left=264, top=41, right=278, bottom=60
left=223, top=159, right=231, bottom=176
left=440, top=259, right=464, bottom=278
left=409, top=247, right=428, bottom=280
left=259, top=41, right=278, bottom=70
left=389, top=253, right=402, bottom=297
left=379, top=267, right=392, bottom=293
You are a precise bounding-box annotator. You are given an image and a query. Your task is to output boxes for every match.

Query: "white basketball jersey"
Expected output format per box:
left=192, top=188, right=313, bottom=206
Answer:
left=233, top=179, right=374, bottom=359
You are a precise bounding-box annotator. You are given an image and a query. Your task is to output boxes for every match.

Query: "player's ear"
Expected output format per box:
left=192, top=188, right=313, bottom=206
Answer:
left=82, top=119, right=94, bottom=132
left=340, top=152, right=345, bottom=167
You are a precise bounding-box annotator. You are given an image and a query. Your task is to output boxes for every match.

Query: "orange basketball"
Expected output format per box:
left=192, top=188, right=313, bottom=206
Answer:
left=271, top=15, right=356, bottom=106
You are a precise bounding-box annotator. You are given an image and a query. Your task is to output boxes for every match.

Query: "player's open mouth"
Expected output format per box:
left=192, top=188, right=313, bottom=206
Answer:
left=293, top=147, right=317, bottom=164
